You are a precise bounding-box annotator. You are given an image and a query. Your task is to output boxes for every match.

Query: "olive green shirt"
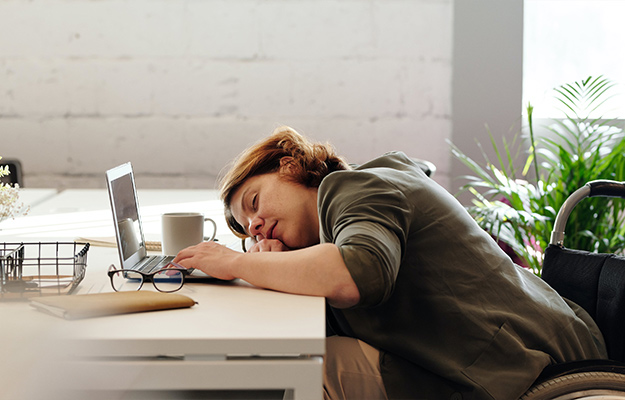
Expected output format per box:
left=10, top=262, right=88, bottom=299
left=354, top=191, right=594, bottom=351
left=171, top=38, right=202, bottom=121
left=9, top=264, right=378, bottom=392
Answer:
left=318, top=152, right=607, bottom=400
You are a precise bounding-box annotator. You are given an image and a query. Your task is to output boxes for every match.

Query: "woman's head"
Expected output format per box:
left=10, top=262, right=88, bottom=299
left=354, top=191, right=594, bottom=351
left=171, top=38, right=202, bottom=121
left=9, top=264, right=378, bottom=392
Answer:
left=219, top=126, right=350, bottom=238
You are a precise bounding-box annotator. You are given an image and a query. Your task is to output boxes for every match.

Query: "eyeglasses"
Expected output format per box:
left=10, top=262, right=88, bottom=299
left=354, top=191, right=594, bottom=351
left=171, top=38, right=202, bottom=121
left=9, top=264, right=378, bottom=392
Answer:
left=107, top=263, right=190, bottom=293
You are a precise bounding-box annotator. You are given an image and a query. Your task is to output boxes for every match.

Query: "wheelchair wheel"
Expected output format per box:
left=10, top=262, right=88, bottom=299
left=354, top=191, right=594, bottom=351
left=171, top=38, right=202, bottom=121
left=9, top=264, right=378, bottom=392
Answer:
left=521, top=371, right=625, bottom=399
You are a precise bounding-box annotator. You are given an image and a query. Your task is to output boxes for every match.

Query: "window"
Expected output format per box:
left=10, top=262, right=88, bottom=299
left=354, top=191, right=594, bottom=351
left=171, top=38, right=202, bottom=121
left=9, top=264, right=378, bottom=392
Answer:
left=523, top=0, right=625, bottom=118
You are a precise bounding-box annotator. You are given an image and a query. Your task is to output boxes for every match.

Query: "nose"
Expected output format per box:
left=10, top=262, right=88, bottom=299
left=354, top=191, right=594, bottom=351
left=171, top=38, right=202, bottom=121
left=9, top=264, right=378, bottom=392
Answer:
left=248, top=216, right=264, bottom=239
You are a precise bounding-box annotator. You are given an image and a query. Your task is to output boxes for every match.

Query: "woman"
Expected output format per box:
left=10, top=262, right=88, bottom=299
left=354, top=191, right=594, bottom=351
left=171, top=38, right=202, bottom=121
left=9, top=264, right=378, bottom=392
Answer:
left=174, top=126, right=607, bottom=400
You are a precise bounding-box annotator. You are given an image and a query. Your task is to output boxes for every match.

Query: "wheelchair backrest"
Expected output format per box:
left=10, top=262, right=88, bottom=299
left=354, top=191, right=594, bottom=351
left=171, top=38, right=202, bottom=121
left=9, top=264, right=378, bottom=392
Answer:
left=543, top=245, right=625, bottom=362
left=542, top=180, right=625, bottom=363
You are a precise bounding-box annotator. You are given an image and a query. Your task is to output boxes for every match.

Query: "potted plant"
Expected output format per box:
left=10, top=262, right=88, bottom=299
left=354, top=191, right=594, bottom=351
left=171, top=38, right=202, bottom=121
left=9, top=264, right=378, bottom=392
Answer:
left=449, top=76, right=625, bottom=275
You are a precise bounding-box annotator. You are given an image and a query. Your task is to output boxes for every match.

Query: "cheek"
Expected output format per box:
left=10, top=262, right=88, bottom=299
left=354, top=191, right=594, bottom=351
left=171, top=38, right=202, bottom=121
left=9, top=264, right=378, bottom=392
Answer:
left=292, top=213, right=316, bottom=241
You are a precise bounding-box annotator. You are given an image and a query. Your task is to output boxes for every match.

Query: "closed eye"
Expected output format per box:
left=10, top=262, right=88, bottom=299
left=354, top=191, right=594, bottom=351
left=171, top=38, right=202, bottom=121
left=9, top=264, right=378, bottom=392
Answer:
left=251, top=194, right=258, bottom=211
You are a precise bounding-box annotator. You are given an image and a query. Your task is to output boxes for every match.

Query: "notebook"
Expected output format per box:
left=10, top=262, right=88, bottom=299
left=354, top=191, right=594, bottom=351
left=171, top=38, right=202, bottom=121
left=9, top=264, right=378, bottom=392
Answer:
left=31, top=291, right=197, bottom=320
left=105, top=162, right=214, bottom=281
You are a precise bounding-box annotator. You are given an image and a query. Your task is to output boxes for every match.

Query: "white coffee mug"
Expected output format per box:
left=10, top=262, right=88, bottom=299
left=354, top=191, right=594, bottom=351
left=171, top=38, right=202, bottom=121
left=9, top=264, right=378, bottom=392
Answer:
left=161, top=212, right=217, bottom=255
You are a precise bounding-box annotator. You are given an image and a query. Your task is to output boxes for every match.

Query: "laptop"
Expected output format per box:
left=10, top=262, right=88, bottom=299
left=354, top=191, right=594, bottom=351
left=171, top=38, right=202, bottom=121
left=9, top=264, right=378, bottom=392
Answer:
left=106, top=162, right=214, bottom=280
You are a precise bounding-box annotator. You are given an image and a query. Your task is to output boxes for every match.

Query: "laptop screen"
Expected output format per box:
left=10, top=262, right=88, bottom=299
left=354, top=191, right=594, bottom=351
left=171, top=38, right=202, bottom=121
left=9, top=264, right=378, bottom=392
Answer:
left=106, top=163, right=147, bottom=268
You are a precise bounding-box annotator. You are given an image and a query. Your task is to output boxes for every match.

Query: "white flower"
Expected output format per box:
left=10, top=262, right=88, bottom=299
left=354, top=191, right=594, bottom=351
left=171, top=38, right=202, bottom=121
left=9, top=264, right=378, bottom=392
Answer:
left=0, top=161, right=28, bottom=222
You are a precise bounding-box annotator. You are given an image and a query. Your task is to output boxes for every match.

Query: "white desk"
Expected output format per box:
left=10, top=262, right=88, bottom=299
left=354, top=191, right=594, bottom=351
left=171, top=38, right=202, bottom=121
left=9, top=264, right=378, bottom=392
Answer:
left=17, top=188, right=58, bottom=209
left=0, top=189, right=325, bottom=400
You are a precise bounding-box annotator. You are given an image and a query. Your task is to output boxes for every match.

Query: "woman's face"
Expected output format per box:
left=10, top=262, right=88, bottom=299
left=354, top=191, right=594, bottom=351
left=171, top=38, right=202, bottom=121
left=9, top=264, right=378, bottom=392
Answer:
left=230, top=171, right=320, bottom=250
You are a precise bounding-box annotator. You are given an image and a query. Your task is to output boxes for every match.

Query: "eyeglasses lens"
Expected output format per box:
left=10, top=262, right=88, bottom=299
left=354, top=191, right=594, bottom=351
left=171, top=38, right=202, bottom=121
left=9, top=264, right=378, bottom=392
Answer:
left=111, top=270, right=143, bottom=292
left=153, top=269, right=184, bottom=292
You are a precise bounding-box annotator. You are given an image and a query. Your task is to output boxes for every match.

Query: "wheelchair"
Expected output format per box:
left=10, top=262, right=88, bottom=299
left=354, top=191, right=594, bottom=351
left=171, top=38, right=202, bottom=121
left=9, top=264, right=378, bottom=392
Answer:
left=520, top=180, right=625, bottom=399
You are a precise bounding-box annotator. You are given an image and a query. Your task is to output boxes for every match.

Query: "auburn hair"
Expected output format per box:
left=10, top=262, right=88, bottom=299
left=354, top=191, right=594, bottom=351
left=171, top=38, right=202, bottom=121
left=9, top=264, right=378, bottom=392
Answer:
left=219, top=126, right=350, bottom=237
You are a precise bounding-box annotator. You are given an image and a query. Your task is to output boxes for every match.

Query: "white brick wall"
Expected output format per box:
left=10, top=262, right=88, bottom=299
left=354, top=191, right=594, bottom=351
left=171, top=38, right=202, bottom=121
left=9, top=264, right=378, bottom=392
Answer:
left=0, top=0, right=453, bottom=190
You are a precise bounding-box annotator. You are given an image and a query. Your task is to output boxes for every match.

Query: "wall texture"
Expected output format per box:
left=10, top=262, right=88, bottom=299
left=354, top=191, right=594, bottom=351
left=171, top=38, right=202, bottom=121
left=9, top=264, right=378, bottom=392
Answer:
left=0, top=0, right=453, bottom=190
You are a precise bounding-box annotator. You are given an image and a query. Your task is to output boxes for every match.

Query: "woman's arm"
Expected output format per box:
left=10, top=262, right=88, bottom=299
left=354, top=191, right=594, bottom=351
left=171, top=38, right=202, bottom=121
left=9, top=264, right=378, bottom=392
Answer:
left=173, top=241, right=361, bottom=309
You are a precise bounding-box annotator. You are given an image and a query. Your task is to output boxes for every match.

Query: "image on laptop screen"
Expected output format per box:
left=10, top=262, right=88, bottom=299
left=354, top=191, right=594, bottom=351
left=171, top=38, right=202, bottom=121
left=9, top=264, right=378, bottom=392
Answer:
left=110, top=172, right=143, bottom=261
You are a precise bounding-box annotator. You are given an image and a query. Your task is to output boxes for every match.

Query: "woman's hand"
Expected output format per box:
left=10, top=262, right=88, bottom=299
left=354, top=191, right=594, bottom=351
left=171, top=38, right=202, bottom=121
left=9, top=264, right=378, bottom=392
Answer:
left=173, top=241, right=241, bottom=281
left=247, top=238, right=290, bottom=253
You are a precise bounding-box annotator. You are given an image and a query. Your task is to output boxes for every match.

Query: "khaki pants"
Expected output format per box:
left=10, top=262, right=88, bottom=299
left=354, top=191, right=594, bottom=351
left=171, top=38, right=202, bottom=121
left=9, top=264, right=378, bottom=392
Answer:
left=323, top=336, right=388, bottom=400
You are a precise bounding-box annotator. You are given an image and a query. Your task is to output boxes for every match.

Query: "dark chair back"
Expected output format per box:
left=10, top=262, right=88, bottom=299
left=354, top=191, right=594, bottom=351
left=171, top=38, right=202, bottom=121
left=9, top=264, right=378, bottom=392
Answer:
left=0, top=159, right=23, bottom=187
left=542, top=180, right=625, bottom=363
left=542, top=245, right=625, bottom=362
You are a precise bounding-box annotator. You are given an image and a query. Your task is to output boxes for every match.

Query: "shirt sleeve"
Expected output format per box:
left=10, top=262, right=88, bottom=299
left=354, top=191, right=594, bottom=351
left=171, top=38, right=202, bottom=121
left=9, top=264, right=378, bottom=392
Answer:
left=318, top=170, right=410, bottom=307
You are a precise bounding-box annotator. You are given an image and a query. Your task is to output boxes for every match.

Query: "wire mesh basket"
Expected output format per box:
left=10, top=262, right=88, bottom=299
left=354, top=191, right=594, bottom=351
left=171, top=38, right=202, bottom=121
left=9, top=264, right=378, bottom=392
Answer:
left=0, top=241, right=89, bottom=301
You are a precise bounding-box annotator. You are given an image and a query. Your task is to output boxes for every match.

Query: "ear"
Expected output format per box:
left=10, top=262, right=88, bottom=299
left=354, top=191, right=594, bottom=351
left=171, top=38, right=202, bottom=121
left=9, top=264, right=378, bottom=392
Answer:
left=279, top=156, right=295, bottom=173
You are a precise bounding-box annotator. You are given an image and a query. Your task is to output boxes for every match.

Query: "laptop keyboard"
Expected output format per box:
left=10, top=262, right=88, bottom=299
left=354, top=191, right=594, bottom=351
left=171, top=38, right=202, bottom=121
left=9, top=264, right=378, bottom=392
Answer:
left=137, top=255, right=175, bottom=273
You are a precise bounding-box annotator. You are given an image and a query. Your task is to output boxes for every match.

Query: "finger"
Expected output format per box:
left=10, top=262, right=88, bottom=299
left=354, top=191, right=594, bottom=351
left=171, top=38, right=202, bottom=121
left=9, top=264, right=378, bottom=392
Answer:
left=165, top=261, right=186, bottom=270
left=248, top=239, right=282, bottom=253
left=246, top=242, right=261, bottom=253
left=175, top=258, right=194, bottom=270
left=255, top=241, right=273, bottom=252
left=173, top=242, right=209, bottom=262
left=173, top=247, right=197, bottom=263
